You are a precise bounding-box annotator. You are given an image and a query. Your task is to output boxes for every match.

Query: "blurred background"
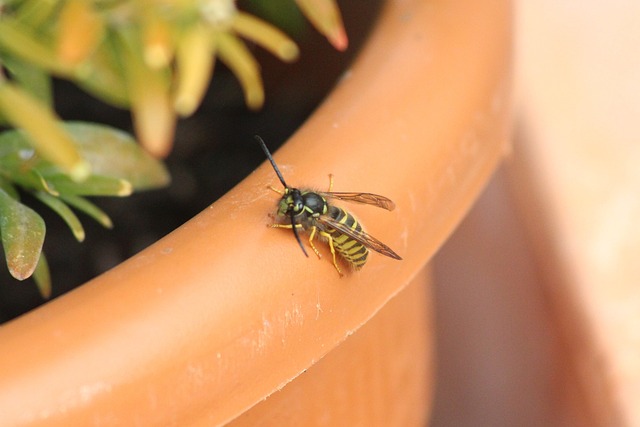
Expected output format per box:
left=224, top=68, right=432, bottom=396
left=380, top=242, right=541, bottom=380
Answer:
left=432, top=1, right=639, bottom=426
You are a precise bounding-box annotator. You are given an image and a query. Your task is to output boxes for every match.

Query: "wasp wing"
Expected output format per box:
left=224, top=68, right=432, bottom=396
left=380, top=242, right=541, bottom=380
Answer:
left=318, top=192, right=396, bottom=211
left=316, top=215, right=402, bottom=260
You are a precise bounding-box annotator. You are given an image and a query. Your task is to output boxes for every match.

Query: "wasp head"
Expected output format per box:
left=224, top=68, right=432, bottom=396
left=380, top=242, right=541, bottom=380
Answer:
left=255, top=135, right=309, bottom=258
left=277, top=188, right=305, bottom=218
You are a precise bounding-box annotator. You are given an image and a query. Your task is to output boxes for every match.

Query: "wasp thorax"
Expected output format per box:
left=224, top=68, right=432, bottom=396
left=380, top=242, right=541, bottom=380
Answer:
left=302, top=192, right=326, bottom=215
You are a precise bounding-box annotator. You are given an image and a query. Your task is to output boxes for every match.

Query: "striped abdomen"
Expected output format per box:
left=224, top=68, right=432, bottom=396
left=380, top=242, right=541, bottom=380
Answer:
left=325, top=206, right=368, bottom=268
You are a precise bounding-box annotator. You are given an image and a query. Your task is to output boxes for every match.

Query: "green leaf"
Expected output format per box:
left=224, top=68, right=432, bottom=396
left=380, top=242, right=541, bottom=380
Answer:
left=2, top=55, right=53, bottom=107
left=0, top=188, right=45, bottom=280
left=63, top=122, right=170, bottom=190
left=44, top=174, right=132, bottom=197
left=0, top=20, right=71, bottom=75
left=0, top=128, right=37, bottom=159
left=11, top=169, right=59, bottom=196
left=60, top=194, right=113, bottom=229
left=0, top=134, right=61, bottom=193
left=0, top=82, right=90, bottom=180
left=74, top=36, right=130, bottom=108
left=32, top=251, right=51, bottom=299
left=33, top=191, right=85, bottom=242
left=0, top=176, right=20, bottom=200
left=14, top=0, right=59, bottom=29
left=0, top=121, right=170, bottom=193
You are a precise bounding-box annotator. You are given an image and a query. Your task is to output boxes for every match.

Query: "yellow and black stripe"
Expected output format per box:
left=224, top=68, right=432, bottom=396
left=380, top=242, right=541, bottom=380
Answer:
left=324, top=206, right=368, bottom=269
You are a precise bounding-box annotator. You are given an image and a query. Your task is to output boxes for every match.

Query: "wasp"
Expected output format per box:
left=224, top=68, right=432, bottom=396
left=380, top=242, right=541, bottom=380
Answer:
left=256, top=136, right=402, bottom=275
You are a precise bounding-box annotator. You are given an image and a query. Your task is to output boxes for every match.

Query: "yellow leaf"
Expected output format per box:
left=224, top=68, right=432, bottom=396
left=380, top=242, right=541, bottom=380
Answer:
left=216, top=33, right=264, bottom=110
left=295, top=0, right=348, bottom=50
left=174, top=24, right=215, bottom=116
left=57, top=0, right=105, bottom=65
left=0, top=83, right=90, bottom=180
left=232, top=12, right=299, bottom=62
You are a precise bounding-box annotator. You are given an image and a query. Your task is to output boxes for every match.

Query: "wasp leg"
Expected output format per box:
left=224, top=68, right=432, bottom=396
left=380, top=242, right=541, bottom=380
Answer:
left=307, top=226, right=323, bottom=259
left=271, top=223, right=302, bottom=229
left=319, top=230, right=343, bottom=276
left=268, top=185, right=284, bottom=195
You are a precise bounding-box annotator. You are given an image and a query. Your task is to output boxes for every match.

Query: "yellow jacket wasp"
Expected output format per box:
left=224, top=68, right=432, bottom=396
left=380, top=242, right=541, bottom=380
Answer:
left=256, top=136, right=402, bottom=275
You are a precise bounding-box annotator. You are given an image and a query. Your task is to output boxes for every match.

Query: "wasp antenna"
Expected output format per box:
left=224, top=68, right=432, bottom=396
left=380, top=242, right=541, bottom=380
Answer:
left=255, top=135, right=289, bottom=189
left=290, top=212, right=309, bottom=257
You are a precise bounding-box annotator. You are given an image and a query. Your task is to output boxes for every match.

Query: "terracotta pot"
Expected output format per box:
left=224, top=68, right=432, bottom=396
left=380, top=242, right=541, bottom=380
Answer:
left=514, top=2, right=640, bottom=425
left=0, top=0, right=512, bottom=425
